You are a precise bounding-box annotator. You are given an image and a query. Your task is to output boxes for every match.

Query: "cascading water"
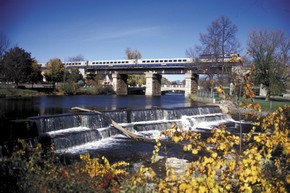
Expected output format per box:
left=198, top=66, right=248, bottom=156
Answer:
left=29, top=105, right=235, bottom=153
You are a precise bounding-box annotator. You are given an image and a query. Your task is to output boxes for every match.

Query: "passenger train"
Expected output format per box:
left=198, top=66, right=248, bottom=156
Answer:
left=63, top=54, right=242, bottom=69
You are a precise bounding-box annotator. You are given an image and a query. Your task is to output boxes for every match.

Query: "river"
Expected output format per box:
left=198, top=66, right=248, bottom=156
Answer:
left=0, top=93, right=243, bottom=165
left=0, top=93, right=203, bottom=146
left=0, top=93, right=199, bottom=118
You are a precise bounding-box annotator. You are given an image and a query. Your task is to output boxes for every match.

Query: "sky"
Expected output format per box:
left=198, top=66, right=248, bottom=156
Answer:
left=1, top=0, right=290, bottom=81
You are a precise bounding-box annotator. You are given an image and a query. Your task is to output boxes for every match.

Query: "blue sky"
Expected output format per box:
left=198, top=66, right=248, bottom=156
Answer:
left=1, top=0, right=290, bottom=80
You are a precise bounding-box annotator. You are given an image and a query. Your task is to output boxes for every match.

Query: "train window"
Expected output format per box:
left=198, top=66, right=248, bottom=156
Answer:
left=151, top=60, right=154, bottom=62
left=160, top=60, right=163, bottom=62
left=183, top=59, right=186, bottom=62
left=164, top=60, right=168, bottom=62
left=92, top=62, right=95, bottom=64
left=118, top=61, right=121, bottom=64
left=169, top=60, right=172, bottom=62
left=178, top=60, right=182, bottom=62
left=142, top=61, right=146, bottom=63
left=126, top=61, right=129, bottom=63
left=174, top=60, right=177, bottom=62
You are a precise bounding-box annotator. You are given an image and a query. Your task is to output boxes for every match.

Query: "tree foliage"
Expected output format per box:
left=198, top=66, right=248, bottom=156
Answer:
left=67, top=68, right=83, bottom=83
left=247, top=29, right=290, bottom=100
left=28, top=60, right=43, bottom=86
left=43, top=58, right=65, bottom=84
left=0, top=46, right=33, bottom=87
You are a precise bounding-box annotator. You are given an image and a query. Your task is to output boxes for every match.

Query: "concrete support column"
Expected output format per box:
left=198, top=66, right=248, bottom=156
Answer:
left=79, top=68, right=86, bottom=79
left=229, top=82, right=234, bottom=96
left=112, top=73, right=128, bottom=95
left=259, top=84, right=267, bottom=97
left=185, top=70, right=199, bottom=97
left=145, top=71, right=162, bottom=96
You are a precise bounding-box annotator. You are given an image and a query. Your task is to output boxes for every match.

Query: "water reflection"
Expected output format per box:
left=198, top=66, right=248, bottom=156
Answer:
left=0, top=94, right=198, bottom=121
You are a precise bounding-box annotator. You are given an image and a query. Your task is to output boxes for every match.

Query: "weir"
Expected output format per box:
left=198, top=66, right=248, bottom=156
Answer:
left=29, top=106, right=234, bottom=152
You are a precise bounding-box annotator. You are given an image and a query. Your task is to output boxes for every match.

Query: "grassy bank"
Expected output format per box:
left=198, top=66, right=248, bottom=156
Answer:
left=194, top=94, right=290, bottom=112
left=253, top=98, right=290, bottom=111
left=0, top=88, right=45, bottom=97
left=0, top=86, right=115, bottom=97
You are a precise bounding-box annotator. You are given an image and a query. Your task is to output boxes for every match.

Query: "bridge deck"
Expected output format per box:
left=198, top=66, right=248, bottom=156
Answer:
left=86, top=62, right=240, bottom=75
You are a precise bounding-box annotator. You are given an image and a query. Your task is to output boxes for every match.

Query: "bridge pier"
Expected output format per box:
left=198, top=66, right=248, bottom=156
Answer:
left=185, top=70, right=199, bottom=97
left=112, top=73, right=128, bottom=95
left=145, top=71, right=162, bottom=96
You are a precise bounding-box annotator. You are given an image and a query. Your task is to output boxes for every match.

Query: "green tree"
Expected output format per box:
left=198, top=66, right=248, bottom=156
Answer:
left=67, top=68, right=83, bottom=83
left=0, top=46, right=33, bottom=87
left=43, top=58, right=64, bottom=86
left=28, top=60, right=43, bottom=87
left=247, top=29, right=290, bottom=100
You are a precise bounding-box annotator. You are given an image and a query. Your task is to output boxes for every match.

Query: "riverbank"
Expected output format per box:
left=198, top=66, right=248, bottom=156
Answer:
left=0, top=86, right=115, bottom=98
left=193, top=95, right=290, bottom=113
left=0, top=88, right=48, bottom=97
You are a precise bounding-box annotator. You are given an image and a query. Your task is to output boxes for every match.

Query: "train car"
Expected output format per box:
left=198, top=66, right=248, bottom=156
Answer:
left=88, top=59, right=135, bottom=68
left=64, top=61, right=88, bottom=69
left=199, top=53, right=242, bottom=63
left=138, top=58, right=193, bottom=65
left=86, top=58, right=194, bottom=69
left=227, top=53, right=242, bottom=63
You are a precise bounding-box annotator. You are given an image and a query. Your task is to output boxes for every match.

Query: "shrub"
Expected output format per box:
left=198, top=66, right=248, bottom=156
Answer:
left=58, top=82, right=78, bottom=95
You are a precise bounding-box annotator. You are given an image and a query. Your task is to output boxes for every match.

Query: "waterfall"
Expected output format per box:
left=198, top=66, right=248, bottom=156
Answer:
left=29, top=106, right=234, bottom=152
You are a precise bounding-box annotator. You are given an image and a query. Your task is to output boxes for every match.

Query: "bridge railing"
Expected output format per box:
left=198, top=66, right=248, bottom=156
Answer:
left=197, top=91, right=219, bottom=98
left=161, top=85, right=185, bottom=89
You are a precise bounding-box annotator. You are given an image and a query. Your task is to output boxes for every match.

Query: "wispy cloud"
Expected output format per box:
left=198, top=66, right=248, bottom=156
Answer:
left=83, top=26, right=164, bottom=42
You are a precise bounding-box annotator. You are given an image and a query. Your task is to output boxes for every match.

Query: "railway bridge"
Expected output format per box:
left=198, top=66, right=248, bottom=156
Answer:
left=61, top=57, right=242, bottom=97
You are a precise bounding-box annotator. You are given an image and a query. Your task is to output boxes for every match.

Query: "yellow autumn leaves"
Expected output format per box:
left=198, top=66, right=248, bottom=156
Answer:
left=148, top=106, right=289, bottom=192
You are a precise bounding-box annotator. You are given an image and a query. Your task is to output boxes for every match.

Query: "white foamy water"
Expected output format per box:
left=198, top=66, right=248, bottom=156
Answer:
left=54, top=113, right=235, bottom=154
left=56, top=134, right=126, bottom=154
left=46, top=126, right=92, bottom=137
left=181, top=113, right=234, bottom=130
